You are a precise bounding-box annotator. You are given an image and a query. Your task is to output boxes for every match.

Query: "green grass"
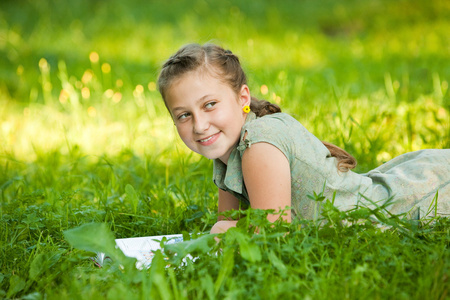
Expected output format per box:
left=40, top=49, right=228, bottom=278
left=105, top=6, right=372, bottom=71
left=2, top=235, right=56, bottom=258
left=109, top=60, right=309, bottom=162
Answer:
left=1, top=0, right=449, bottom=298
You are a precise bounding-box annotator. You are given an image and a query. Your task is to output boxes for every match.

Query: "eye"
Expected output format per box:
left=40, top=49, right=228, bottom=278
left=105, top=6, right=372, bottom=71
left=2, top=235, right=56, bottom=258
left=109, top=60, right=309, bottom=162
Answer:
left=177, top=112, right=191, bottom=120
left=205, top=101, right=217, bottom=109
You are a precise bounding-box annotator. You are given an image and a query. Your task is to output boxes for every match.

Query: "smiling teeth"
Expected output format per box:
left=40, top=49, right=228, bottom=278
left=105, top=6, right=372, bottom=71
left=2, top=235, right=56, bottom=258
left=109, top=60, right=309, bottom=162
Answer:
left=199, top=136, right=214, bottom=142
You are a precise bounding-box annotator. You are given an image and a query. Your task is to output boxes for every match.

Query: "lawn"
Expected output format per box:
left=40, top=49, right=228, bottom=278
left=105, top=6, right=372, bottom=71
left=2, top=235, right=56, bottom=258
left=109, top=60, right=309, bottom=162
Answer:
left=0, top=0, right=449, bottom=299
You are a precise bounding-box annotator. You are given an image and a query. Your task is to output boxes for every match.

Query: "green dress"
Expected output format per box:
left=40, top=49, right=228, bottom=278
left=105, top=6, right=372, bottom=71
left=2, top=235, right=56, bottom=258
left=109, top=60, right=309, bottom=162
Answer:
left=213, top=112, right=450, bottom=220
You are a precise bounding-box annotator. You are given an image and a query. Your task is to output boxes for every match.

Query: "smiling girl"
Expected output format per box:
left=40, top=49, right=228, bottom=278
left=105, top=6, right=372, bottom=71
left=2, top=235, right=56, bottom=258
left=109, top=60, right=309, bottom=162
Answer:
left=158, top=43, right=450, bottom=233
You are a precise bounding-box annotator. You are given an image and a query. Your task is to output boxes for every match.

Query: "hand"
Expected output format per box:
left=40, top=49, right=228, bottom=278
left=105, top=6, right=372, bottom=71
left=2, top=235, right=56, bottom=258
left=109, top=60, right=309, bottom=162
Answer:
left=210, top=220, right=238, bottom=234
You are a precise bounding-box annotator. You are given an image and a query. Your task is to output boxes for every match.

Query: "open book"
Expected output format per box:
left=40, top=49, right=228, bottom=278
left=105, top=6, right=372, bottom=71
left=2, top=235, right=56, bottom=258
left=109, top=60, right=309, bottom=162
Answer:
left=91, top=234, right=184, bottom=269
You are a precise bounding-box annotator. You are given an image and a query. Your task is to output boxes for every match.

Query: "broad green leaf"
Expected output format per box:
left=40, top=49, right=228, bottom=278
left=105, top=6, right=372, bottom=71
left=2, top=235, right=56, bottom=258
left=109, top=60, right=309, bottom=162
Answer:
left=7, top=275, right=26, bottom=299
left=63, top=223, right=119, bottom=260
left=214, top=247, right=234, bottom=294
left=149, top=251, right=173, bottom=300
left=29, top=250, right=63, bottom=280
left=106, top=282, right=131, bottom=300
left=21, top=291, right=42, bottom=300
left=268, top=250, right=287, bottom=277
left=233, top=231, right=261, bottom=263
left=165, top=234, right=215, bottom=264
left=125, top=184, right=139, bottom=214
left=200, top=273, right=215, bottom=300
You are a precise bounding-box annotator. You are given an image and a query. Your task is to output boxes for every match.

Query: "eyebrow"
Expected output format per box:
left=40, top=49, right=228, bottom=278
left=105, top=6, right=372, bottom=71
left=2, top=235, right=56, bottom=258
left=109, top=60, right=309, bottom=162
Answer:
left=171, top=94, right=214, bottom=113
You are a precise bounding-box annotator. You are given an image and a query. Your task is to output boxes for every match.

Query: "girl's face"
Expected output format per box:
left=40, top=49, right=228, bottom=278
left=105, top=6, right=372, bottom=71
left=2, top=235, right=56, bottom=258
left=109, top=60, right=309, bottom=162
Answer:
left=165, top=70, right=251, bottom=164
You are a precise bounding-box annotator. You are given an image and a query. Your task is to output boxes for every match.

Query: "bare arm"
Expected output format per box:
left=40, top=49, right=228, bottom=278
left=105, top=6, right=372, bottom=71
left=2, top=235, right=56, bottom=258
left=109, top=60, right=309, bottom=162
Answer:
left=217, top=188, right=240, bottom=221
left=210, top=142, right=291, bottom=233
left=242, top=142, right=291, bottom=223
left=210, top=189, right=240, bottom=233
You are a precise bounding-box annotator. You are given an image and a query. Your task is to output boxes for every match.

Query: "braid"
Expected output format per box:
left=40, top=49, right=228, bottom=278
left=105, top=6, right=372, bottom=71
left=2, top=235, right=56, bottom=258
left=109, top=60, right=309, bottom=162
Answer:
left=322, top=141, right=357, bottom=171
left=163, top=56, right=193, bottom=68
left=250, top=97, right=281, bottom=117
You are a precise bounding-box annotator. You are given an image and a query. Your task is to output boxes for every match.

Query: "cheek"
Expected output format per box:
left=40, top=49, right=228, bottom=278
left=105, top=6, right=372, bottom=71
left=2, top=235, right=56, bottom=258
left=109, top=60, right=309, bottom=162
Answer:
left=176, top=124, right=195, bottom=145
left=176, top=124, right=189, bottom=138
left=213, top=107, right=237, bottom=125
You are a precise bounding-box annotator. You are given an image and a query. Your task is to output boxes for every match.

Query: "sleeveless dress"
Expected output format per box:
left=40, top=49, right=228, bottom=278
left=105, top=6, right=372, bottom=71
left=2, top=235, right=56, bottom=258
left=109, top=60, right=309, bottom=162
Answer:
left=213, top=112, right=450, bottom=220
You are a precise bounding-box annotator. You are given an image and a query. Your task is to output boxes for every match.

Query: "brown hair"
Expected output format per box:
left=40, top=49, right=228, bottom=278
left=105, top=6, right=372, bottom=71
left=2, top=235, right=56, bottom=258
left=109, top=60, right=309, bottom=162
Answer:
left=158, top=43, right=357, bottom=171
left=158, top=43, right=245, bottom=102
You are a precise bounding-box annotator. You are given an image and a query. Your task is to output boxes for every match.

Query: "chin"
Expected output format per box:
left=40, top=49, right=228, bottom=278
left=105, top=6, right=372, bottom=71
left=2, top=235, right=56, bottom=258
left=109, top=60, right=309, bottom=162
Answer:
left=201, top=152, right=224, bottom=161
left=204, top=154, right=221, bottom=160
left=192, top=150, right=216, bottom=160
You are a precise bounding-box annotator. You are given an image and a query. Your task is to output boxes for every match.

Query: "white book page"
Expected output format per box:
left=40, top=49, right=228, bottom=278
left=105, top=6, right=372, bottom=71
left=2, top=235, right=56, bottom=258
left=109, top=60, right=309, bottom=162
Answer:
left=114, top=234, right=184, bottom=269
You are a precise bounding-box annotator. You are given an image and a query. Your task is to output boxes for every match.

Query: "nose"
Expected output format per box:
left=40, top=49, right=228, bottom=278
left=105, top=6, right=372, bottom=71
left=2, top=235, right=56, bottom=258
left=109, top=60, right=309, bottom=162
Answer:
left=193, top=113, right=210, bottom=134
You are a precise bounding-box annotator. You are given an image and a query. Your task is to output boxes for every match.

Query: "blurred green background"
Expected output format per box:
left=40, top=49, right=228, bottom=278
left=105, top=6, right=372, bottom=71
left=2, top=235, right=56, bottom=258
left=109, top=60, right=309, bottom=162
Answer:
left=2, top=0, right=450, bottom=97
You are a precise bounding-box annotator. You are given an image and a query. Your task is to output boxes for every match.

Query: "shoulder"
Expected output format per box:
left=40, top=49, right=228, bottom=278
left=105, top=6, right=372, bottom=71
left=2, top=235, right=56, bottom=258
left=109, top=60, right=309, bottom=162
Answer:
left=241, top=112, right=302, bottom=142
left=238, top=112, right=304, bottom=161
left=242, top=112, right=307, bottom=142
left=243, top=112, right=299, bottom=131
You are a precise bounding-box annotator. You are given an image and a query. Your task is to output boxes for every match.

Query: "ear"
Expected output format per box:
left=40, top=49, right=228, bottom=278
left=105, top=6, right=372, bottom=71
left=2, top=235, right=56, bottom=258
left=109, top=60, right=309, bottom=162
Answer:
left=238, top=84, right=251, bottom=108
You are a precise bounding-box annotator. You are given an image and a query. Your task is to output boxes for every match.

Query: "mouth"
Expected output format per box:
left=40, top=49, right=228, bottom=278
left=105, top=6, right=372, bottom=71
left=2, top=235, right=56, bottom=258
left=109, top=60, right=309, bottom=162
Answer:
left=196, top=132, right=220, bottom=145
left=198, top=135, right=214, bottom=142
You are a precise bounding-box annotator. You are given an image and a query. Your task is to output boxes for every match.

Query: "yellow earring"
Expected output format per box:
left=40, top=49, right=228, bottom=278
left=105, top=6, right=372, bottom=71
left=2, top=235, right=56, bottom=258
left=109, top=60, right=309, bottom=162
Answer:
left=243, top=105, right=251, bottom=113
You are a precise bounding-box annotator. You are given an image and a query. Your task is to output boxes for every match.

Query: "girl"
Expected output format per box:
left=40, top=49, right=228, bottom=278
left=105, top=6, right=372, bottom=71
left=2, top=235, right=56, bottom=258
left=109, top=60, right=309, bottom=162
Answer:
left=157, top=43, right=450, bottom=234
